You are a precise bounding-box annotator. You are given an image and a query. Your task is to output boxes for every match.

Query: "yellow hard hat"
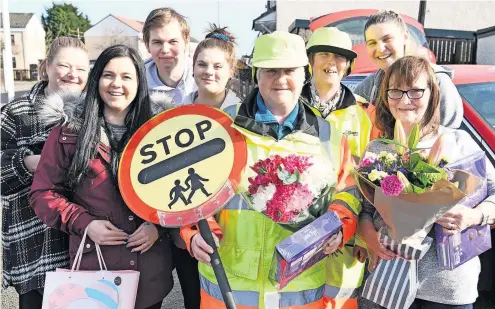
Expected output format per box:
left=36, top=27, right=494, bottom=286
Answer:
left=252, top=31, right=309, bottom=69
left=306, top=27, right=357, bottom=60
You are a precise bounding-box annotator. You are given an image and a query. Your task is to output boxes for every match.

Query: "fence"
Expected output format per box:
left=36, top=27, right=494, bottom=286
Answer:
left=425, top=29, right=477, bottom=64
left=230, top=78, right=255, bottom=101
left=13, top=69, right=39, bottom=81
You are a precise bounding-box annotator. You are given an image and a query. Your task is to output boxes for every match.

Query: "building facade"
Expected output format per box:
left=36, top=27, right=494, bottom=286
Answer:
left=0, top=13, right=46, bottom=80
left=84, top=14, right=149, bottom=63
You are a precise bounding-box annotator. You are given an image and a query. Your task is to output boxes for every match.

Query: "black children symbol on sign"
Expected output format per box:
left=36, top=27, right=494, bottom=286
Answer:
left=168, top=180, right=191, bottom=208
left=168, top=168, right=212, bottom=208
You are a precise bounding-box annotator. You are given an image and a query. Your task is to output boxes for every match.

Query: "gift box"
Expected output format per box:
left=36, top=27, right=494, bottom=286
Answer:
left=269, top=211, right=342, bottom=290
left=435, top=151, right=491, bottom=270
left=361, top=232, right=432, bottom=309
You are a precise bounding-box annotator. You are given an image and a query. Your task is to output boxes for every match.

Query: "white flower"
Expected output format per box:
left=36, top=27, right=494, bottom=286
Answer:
left=379, top=151, right=389, bottom=159
left=363, top=152, right=378, bottom=160
left=251, top=183, right=276, bottom=212
left=301, top=158, right=333, bottom=197
left=369, top=169, right=388, bottom=182
left=387, top=153, right=397, bottom=161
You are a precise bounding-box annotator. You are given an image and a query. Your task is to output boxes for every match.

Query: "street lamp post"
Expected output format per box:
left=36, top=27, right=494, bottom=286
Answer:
left=2, top=0, right=15, bottom=102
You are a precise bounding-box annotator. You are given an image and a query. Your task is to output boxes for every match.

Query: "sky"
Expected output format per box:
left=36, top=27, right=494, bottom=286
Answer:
left=6, top=0, right=269, bottom=56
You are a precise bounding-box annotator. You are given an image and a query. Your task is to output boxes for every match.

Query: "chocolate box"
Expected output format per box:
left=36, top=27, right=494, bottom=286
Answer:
left=269, top=211, right=342, bottom=290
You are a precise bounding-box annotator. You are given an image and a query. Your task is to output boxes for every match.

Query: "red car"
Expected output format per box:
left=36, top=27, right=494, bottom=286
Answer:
left=306, top=9, right=437, bottom=73
left=343, top=66, right=495, bottom=165
left=450, top=65, right=495, bottom=165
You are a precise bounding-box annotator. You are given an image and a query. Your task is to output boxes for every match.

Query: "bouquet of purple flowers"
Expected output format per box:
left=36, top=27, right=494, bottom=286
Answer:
left=355, top=121, right=483, bottom=309
left=352, top=120, right=481, bottom=244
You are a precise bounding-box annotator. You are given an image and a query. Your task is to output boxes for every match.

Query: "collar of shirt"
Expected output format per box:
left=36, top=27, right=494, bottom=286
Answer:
left=255, top=92, right=299, bottom=137
left=149, top=58, right=197, bottom=104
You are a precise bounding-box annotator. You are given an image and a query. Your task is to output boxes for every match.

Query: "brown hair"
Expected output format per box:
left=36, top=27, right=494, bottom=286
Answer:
left=364, top=10, right=419, bottom=57
left=375, top=55, right=440, bottom=139
left=192, top=24, right=237, bottom=74
left=143, top=8, right=190, bottom=47
left=39, top=36, right=87, bottom=81
left=364, top=10, right=408, bottom=38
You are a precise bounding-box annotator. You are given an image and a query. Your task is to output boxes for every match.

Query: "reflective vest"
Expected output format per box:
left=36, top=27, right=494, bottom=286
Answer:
left=307, top=93, right=373, bottom=160
left=305, top=86, right=370, bottom=309
left=189, top=102, right=360, bottom=309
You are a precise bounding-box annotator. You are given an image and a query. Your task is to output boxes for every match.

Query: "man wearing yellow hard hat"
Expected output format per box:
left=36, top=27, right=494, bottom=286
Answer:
left=180, top=31, right=361, bottom=309
left=302, top=27, right=371, bottom=309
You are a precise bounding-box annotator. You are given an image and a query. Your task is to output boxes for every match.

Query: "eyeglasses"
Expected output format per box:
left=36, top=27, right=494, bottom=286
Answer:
left=387, top=89, right=427, bottom=100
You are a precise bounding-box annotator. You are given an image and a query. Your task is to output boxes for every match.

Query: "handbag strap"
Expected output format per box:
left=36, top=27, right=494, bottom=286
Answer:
left=71, top=225, right=109, bottom=273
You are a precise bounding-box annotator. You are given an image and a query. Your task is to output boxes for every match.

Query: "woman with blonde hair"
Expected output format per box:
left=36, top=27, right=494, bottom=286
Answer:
left=1, top=36, right=89, bottom=309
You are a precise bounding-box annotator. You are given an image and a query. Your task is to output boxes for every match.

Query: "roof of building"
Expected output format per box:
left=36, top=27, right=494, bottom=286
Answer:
left=113, top=15, right=144, bottom=32
left=0, top=13, right=34, bottom=29
left=88, top=14, right=198, bottom=41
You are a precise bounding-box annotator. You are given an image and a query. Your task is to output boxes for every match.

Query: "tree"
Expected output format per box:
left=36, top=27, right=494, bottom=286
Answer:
left=41, top=2, right=91, bottom=45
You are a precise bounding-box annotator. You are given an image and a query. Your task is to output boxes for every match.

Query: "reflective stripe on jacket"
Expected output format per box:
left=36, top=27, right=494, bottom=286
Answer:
left=302, top=83, right=369, bottom=309
left=181, top=89, right=360, bottom=309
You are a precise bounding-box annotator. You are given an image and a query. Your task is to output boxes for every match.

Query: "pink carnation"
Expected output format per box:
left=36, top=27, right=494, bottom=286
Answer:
left=282, top=154, right=313, bottom=173
left=360, top=157, right=375, bottom=167
left=380, top=175, right=404, bottom=196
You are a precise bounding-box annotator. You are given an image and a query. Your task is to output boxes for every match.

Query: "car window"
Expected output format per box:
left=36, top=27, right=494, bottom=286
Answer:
left=459, top=119, right=495, bottom=166
left=329, top=17, right=427, bottom=46
left=342, top=74, right=369, bottom=91
left=456, top=82, right=495, bottom=129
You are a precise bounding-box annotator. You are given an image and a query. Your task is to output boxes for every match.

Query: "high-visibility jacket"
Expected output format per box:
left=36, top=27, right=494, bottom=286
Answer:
left=181, top=89, right=361, bottom=309
left=301, top=83, right=379, bottom=160
left=302, top=83, right=374, bottom=309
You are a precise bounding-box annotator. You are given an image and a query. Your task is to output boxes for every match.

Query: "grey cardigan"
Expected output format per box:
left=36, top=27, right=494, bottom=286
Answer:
left=354, top=65, right=464, bottom=129
left=360, top=127, right=495, bottom=305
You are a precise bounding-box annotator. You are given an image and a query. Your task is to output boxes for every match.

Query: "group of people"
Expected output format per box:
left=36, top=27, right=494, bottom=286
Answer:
left=1, top=7, right=494, bottom=309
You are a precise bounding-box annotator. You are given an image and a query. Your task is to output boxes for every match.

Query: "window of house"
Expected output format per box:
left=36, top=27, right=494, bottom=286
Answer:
left=12, top=57, right=16, bottom=69
left=11, top=35, right=15, bottom=44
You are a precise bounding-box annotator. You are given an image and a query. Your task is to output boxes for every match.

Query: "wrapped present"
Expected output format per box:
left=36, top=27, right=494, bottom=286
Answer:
left=362, top=258, right=418, bottom=309
left=379, top=228, right=432, bottom=260
left=269, top=211, right=342, bottom=290
left=435, top=151, right=491, bottom=270
left=361, top=232, right=432, bottom=309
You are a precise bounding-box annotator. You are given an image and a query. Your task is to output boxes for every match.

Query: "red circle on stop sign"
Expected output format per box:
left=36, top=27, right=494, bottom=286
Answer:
left=118, top=104, right=247, bottom=226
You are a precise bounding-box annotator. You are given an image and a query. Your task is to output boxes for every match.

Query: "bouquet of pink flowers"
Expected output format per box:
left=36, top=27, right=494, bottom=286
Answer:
left=245, top=154, right=333, bottom=230
left=353, top=120, right=481, bottom=243
left=356, top=123, right=484, bottom=309
left=357, top=122, right=451, bottom=197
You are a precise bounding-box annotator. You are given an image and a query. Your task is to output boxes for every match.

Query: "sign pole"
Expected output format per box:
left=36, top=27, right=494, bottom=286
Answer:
left=198, top=219, right=237, bottom=309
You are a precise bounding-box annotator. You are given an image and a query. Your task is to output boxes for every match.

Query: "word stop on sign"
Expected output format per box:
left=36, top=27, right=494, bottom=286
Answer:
left=128, top=114, right=235, bottom=212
